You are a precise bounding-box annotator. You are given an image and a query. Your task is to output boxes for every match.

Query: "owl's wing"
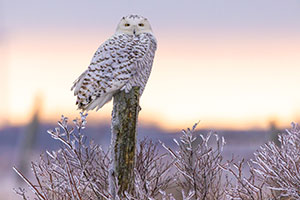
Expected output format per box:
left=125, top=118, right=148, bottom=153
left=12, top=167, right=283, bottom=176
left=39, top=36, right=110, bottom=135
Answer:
left=71, top=33, right=156, bottom=111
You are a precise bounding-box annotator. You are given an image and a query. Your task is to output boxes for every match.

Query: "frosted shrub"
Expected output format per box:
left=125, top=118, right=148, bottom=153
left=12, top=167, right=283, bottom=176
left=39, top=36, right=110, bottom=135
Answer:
left=14, top=114, right=300, bottom=200
left=252, top=123, right=300, bottom=199
left=14, top=114, right=172, bottom=200
left=134, top=139, right=173, bottom=199
left=222, top=158, right=268, bottom=199
left=14, top=113, right=112, bottom=199
left=225, top=123, right=300, bottom=199
left=162, top=123, right=229, bottom=200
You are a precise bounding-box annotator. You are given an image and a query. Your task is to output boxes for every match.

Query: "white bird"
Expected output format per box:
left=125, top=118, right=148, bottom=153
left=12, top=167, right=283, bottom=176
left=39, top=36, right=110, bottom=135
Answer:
left=71, top=14, right=157, bottom=111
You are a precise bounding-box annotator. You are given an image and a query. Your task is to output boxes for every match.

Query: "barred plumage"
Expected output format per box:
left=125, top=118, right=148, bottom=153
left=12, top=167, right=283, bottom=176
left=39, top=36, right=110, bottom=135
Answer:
left=71, top=15, right=157, bottom=111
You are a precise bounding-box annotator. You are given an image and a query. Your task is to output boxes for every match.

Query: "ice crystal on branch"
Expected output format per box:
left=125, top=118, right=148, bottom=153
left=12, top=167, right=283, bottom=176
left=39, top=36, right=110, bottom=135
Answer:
left=251, top=123, right=300, bottom=199
left=225, top=123, right=300, bottom=199
left=162, top=123, right=228, bottom=200
left=222, top=158, right=268, bottom=200
left=134, top=138, right=173, bottom=199
left=14, top=114, right=173, bottom=200
left=14, top=113, right=300, bottom=199
left=14, top=113, right=111, bottom=199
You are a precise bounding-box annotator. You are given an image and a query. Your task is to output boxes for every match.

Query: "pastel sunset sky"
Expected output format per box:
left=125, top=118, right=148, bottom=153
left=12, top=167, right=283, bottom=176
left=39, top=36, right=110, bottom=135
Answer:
left=0, top=0, right=300, bottom=130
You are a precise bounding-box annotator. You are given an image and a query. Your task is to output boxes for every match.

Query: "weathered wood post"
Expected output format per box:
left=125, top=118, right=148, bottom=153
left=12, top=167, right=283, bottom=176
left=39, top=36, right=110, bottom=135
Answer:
left=110, top=86, right=140, bottom=198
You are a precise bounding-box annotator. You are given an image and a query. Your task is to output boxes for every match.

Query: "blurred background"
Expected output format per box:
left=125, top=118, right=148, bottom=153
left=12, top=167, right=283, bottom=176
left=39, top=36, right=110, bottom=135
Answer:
left=0, top=0, right=300, bottom=199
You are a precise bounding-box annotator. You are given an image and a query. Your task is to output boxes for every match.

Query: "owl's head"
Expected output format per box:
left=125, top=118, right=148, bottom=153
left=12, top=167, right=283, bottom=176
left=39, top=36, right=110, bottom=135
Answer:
left=116, top=14, right=153, bottom=35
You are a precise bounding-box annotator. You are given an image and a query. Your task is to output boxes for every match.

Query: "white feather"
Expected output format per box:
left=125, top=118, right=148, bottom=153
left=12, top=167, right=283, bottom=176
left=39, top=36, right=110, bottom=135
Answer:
left=71, top=70, right=87, bottom=95
left=85, top=93, right=114, bottom=111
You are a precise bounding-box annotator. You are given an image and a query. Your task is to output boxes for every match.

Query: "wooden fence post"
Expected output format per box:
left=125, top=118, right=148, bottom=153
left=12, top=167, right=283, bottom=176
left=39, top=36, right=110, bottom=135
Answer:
left=110, top=86, right=140, bottom=198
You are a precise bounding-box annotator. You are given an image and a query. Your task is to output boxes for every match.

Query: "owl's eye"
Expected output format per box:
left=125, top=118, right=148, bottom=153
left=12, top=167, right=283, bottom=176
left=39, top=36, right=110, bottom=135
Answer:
left=138, top=23, right=144, bottom=27
left=124, top=23, right=130, bottom=27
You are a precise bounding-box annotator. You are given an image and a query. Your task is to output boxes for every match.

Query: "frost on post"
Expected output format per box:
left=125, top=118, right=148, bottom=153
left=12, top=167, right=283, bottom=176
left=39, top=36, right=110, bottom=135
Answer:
left=110, top=86, right=140, bottom=198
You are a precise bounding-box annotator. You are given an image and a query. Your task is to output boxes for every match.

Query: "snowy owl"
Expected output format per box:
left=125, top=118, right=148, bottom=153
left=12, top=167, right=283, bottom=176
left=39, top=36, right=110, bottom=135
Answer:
left=71, top=14, right=157, bottom=111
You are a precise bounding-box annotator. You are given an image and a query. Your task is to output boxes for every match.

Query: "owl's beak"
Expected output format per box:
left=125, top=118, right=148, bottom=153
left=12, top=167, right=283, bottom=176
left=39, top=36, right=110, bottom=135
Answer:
left=133, top=24, right=137, bottom=35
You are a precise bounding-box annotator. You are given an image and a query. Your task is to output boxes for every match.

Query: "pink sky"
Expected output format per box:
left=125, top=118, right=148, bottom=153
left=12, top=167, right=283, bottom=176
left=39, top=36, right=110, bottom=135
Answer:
left=1, top=0, right=300, bottom=130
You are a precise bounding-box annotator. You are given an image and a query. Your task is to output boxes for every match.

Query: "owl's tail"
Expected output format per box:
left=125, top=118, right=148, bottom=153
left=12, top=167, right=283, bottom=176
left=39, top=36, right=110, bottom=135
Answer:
left=84, top=93, right=114, bottom=111
left=71, top=70, right=115, bottom=111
